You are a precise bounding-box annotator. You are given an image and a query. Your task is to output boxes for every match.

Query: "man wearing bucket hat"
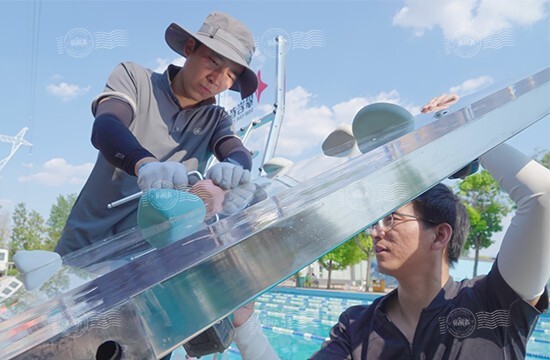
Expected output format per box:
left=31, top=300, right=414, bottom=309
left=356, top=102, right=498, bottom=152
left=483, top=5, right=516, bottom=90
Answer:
left=55, top=12, right=258, bottom=256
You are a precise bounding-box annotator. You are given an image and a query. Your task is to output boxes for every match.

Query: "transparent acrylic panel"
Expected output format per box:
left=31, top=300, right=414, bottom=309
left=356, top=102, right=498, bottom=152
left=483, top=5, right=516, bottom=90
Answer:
left=0, top=68, right=548, bottom=359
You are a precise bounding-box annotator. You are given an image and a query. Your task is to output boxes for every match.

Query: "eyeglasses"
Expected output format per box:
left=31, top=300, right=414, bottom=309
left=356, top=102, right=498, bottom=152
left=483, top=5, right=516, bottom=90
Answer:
left=366, top=212, right=438, bottom=235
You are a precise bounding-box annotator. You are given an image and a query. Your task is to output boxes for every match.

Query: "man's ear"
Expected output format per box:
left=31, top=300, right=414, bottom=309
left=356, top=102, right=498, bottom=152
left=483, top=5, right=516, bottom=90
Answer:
left=183, top=38, right=197, bottom=57
left=431, top=223, right=452, bottom=251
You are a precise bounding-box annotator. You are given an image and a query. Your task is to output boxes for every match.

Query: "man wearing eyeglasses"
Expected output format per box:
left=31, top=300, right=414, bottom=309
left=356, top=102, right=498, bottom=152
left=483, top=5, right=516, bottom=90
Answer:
left=230, top=97, right=550, bottom=359
left=304, top=143, right=549, bottom=359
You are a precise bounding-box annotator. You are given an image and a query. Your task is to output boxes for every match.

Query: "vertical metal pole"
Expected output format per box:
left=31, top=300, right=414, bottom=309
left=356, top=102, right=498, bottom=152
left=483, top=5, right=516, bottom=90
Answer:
left=260, top=35, right=287, bottom=174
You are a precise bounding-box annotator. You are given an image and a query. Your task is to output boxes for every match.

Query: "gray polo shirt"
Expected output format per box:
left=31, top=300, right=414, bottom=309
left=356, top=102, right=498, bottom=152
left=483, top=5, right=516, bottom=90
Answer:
left=310, top=262, right=548, bottom=359
left=55, top=62, right=235, bottom=255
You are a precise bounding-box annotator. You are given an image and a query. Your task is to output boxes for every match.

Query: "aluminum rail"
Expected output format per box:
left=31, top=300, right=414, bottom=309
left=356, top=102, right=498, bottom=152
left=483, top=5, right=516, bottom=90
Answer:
left=261, top=35, right=288, bottom=172
left=0, top=68, right=548, bottom=359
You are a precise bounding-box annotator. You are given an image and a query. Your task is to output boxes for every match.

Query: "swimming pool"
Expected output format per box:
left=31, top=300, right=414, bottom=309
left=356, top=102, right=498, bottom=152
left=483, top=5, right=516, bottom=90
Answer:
left=173, top=287, right=550, bottom=359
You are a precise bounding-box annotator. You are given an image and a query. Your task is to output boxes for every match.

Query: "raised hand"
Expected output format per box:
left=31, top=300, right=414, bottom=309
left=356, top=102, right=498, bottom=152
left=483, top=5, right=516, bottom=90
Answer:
left=421, top=93, right=459, bottom=113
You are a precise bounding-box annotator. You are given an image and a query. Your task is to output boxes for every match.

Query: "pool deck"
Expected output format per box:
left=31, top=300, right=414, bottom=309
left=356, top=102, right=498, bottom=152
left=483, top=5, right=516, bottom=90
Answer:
left=275, top=279, right=390, bottom=298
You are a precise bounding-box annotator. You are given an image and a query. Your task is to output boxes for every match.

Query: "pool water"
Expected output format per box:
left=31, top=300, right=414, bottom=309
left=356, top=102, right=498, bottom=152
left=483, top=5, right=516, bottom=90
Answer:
left=173, top=286, right=550, bottom=359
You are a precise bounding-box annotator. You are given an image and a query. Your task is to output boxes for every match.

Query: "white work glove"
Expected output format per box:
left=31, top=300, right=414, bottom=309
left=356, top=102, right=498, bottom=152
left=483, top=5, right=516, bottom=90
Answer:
left=137, top=161, right=188, bottom=191
left=206, top=162, right=251, bottom=190
left=221, top=182, right=256, bottom=215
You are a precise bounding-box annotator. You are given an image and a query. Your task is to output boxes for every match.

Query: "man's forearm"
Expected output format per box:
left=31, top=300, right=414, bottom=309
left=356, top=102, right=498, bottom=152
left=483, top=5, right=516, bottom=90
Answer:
left=233, top=312, right=280, bottom=360
left=481, top=143, right=550, bottom=300
left=91, top=113, right=155, bottom=175
left=214, top=136, right=252, bottom=170
left=92, top=97, right=155, bottom=175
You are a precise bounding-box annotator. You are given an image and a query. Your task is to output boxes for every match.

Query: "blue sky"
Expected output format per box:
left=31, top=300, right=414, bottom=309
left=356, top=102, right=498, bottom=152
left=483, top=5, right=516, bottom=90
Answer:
left=0, top=0, right=548, bottom=257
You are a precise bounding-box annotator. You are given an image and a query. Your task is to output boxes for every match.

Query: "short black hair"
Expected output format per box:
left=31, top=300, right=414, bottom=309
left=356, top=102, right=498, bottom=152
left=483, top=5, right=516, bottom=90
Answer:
left=411, top=183, right=469, bottom=266
left=192, top=39, right=202, bottom=51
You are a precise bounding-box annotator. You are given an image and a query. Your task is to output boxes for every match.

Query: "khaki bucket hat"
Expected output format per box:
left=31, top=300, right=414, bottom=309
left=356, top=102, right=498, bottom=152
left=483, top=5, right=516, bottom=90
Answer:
left=165, top=12, right=258, bottom=99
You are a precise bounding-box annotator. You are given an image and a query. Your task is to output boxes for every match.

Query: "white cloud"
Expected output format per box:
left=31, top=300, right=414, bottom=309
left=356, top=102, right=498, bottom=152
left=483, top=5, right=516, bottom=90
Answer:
left=18, top=158, right=93, bottom=186
left=251, top=50, right=267, bottom=71
left=246, top=86, right=419, bottom=161
left=50, top=74, right=64, bottom=81
left=221, top=93, right=241, bottom=111
left=274, top=86, right=334, bottom=158
left=449, top=75, right=494, bottom=96
left=46, top=82, right=91, bottom=102
left=393, top=0, right=549, bottom=39
left=153, top=57, right=185, bottom=73
left=333, top=90, right=421, bottom=122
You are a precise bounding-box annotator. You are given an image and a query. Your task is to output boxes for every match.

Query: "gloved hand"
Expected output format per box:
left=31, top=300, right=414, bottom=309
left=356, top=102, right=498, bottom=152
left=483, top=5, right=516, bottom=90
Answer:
left=206, top=162, right=251, bottom=190
left=137, top=161, right=188, bottom=191
left=190, top=179, right=226, bottom=218
left=221, top=182, right=256, bottom=215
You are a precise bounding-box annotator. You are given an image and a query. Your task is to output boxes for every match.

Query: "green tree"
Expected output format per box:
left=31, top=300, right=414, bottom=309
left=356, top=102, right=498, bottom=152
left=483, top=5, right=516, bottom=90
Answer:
left=10, top=203, right=47, bottom=259
left=353, top=231, right=374, bottom=291
left=45, top=193, right=77, bottom=251
left=533, top=149, right=550, bottom=169
left=319, top=237, right=365, bottom=289
left=458, top=170, right=510, bottom=277
left=0, top=206, right=10, bottom=250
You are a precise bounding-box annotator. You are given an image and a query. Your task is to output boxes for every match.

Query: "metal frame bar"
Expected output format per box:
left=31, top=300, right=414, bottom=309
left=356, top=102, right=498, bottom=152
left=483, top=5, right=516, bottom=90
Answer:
left=1, top=68, right=548, bottom=359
